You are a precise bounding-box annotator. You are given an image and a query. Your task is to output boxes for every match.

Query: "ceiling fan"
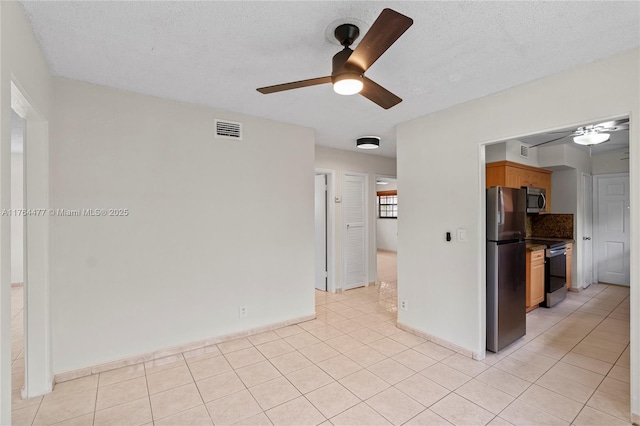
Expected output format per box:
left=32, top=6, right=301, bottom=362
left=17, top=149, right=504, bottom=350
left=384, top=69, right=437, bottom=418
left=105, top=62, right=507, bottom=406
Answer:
left=256, top=8, right=413, bottom=109
left=531, top=118, right=629, bottom=148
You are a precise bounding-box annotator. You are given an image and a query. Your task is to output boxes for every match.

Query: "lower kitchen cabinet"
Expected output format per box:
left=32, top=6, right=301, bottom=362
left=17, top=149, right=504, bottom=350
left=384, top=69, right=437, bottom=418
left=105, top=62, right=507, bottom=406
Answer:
left=566, top=243, right=573, bottom=289
left=526, top=248, right=545, bottom=312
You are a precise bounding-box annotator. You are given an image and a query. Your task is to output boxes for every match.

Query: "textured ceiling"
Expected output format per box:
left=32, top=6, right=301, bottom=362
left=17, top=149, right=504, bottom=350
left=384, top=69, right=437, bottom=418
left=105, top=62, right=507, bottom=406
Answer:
left=19, top=1, right=640, bottom=158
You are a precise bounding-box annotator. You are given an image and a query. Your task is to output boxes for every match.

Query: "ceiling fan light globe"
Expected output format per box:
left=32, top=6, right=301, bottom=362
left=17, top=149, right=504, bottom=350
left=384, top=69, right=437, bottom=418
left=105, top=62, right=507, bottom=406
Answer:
left=333, top=74, right=363, bottom=95
left=573, top=132, right=610, bottom=145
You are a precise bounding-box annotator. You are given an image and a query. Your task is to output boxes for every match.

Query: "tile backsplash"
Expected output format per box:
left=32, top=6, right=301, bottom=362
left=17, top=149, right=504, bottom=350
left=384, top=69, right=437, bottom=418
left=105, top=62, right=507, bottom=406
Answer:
left=530, top=213, right=574, bottom=239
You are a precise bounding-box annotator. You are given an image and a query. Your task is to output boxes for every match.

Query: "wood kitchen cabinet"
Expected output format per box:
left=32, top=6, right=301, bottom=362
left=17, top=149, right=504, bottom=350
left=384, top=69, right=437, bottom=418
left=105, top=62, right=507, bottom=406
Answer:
left=566, top=243, right=573, bottom=289
left=526, top=248, right=545, bottom=312
left=486, top=161, right=553, bottom=211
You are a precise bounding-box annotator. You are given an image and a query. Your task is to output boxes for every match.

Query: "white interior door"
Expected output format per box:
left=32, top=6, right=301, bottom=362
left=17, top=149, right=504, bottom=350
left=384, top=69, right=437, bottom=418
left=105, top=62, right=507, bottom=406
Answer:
left=314, top=174, right=327, bottom=291
left=344, top=173, right=367, bottom=290
left=582, top=174, right=594, bottom=287
left=595, top=175, right=630, bottom=286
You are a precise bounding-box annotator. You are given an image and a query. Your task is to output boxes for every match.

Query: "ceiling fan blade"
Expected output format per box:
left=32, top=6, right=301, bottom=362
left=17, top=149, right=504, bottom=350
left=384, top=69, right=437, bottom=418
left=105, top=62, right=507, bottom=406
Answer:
left=346, top=8, right=413, bottom=72
left=547, top=129, right=576, bottom=134
left=596, top=118, right=629, bottom=128
left=601, top=124, right=629, bottom=132
left=360, top=77, right=402, bottom=109
left=257, top=76, right=331, bottom=94
left=530, top=135, right=570, bottom=148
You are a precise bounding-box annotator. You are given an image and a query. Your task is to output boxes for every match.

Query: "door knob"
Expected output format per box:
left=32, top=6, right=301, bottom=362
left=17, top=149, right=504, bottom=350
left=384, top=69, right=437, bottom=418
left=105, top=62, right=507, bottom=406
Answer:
left=583, top=236, right=591, bottom=240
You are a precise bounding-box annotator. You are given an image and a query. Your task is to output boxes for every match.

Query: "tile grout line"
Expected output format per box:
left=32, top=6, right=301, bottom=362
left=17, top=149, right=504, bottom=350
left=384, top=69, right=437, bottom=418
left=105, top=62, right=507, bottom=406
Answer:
left=141, top=357, right=157, bottom=424
left=186, top=346, right=229, bottom=424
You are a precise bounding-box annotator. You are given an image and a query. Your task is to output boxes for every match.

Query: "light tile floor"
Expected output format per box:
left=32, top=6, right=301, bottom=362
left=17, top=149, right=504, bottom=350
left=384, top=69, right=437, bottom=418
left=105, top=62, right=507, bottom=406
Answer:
left=10, top=252, right=632, bottom=425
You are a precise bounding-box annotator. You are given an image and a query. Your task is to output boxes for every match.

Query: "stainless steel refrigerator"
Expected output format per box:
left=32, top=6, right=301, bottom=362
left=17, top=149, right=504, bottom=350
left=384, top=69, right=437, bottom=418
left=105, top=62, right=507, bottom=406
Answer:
left=486, top=186, right=526, bottom=353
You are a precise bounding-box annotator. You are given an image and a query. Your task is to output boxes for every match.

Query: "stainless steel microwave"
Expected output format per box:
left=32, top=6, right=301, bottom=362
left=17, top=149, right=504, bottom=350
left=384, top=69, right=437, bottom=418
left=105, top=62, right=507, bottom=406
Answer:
left=522, top=186, right=546, bottom=213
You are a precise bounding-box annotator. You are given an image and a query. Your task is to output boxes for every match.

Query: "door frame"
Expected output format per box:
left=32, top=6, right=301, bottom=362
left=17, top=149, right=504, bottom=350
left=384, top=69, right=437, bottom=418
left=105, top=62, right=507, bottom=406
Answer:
left=342, top=171, right=369, bottom=290
left=581, top=172, right=594, bottom=289
left=315, top=169, right=336, bottom=293
left=8, top=80, right=53, bottom=400
left=592, top=172, right=630, bottom=286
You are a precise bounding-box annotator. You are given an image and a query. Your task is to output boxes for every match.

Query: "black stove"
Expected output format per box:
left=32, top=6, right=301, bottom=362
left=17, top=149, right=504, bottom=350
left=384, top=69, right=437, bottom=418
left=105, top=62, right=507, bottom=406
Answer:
left=527, top=239, right=568, bottom=308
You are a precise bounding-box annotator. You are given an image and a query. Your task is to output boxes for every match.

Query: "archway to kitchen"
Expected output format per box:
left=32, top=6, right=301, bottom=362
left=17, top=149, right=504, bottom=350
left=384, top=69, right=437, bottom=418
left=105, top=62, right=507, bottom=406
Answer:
left=480, top=113, right=633, bottom=422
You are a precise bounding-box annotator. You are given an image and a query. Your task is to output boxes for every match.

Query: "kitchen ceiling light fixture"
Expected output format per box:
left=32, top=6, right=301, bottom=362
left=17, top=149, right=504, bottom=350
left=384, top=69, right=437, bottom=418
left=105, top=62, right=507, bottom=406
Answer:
left=573, top=130, right=610, bottom=145
left=357, top=136, right=380, bottom=149
left=530, top=118, right=628, bottom=149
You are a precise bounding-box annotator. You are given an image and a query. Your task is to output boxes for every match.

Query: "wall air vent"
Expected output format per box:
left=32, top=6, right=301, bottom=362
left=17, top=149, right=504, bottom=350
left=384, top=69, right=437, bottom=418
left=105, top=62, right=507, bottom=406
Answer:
left=214, top=119, right=243, bottom=140
left=520, top=145, right=529, bottom=158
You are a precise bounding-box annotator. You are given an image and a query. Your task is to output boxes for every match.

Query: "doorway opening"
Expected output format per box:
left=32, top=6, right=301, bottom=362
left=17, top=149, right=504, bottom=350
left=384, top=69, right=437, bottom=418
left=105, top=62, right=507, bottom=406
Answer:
left=480, top=114, right=632, bottom=418
left=7, top=79, right=53, bottom=403
left=374, top=175, right=397, bottom=298
left=10, top=109, right=26, bottom=405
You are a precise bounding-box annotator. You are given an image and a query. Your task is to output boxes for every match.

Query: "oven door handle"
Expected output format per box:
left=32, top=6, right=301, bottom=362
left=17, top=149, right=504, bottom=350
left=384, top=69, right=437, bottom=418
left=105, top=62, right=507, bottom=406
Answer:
left=547, top=248, right=567, bottom=257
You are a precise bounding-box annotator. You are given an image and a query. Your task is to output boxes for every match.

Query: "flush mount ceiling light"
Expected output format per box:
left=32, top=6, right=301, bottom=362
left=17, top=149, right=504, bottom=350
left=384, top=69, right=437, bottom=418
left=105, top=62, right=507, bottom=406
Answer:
left=357, top=136, right=380, bottom=149
left=573, top=129, right=610, bottom=145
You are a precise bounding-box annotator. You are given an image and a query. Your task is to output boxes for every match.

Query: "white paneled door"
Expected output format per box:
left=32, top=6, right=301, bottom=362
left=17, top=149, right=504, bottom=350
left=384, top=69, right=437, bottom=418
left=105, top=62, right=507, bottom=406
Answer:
left=315, top=174, right=327, bottom=291
left=595, top=174, right=630, bottom=286
left=344, top=173, right=367, bottom=290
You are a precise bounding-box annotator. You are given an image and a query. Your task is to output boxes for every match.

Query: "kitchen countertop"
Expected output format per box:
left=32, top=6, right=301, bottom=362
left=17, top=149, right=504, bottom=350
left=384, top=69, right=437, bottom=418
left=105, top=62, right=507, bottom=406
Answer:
left=526, top=242, right=547, bottom=251
left=526, top=237, right=575, bottom=252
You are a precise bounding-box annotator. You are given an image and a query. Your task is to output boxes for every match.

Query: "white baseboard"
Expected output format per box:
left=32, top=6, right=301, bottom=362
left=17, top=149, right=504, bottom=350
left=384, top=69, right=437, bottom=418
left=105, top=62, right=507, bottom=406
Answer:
left=396, top=321, right=482, bottom=360
left=54, top=313, right=315, bottom=384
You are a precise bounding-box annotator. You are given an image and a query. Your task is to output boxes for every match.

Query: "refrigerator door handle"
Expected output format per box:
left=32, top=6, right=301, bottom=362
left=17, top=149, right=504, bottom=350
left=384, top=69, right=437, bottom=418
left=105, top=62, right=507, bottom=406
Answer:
left=498, top=188, right=504, bottom=225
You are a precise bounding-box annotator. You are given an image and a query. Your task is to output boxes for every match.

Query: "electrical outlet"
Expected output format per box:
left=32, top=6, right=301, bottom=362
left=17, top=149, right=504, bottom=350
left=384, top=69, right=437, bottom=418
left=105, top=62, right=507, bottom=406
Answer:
left=400, top=300, right=408, bottom=311
left=238, top=306, right=248, bottom=318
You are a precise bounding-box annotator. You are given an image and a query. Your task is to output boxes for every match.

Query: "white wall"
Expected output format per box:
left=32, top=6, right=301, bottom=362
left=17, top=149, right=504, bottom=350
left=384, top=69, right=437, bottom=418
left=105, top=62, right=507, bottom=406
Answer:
left=1, top=0, right=54, bottom=417
left=540, top=144, right=592, bottom=289
left=10, top=153, right=22, bottom=284
left=397, top=49, right=639, bottom=416
left=592, top=149, right=631, bottom=175
left=315, top=146, right=396, bottom=288
left=51, top=78, right=315, bottom=374
left=376, top=220, right=397, bottom=252
left=376, top=179, right=398, bottom=252
left=485, top=140, right=539, bottom=166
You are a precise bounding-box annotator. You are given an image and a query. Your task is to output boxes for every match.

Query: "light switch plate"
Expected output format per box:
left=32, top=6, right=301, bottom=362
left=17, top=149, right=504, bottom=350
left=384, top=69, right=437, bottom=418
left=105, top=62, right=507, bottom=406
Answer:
left=457, top=228, right=467, bottom=243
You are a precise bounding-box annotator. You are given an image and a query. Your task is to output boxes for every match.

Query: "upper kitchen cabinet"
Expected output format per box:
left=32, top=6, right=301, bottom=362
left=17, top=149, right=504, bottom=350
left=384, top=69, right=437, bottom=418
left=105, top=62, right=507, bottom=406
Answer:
left=486, top=161, right=552, bottom=211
